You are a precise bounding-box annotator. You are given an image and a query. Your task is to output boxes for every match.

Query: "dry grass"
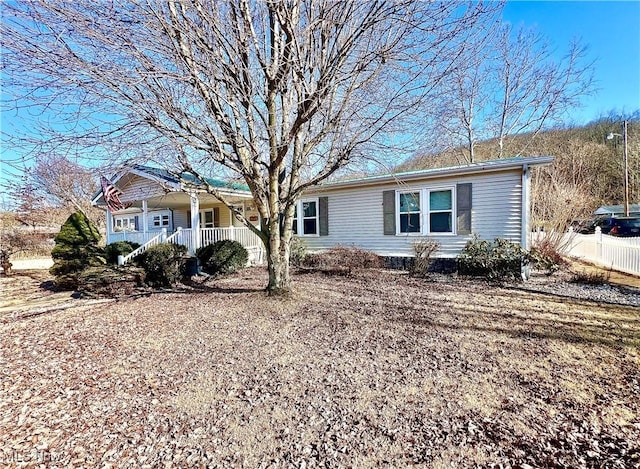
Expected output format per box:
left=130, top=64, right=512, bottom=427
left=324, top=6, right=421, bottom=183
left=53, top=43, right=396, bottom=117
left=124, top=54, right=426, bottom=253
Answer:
left=1, top=268, right=638, bottom=467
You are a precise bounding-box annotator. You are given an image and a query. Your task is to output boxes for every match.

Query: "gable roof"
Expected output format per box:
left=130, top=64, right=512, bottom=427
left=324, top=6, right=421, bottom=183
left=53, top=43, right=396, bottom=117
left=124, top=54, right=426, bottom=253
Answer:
left=92, top=164, right=250, bottom=205
left=317, top=155, right=554, bottom=190
left=126, top=164, right=250, bottom=192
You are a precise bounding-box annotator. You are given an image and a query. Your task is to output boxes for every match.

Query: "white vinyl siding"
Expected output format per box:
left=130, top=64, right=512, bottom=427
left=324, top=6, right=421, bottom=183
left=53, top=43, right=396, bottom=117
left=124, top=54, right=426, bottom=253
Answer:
left=173, top=210, right=190, bottom=230
left=118, top=175, right=166, bottom=203
left=303, top=170, right=522, bottom=258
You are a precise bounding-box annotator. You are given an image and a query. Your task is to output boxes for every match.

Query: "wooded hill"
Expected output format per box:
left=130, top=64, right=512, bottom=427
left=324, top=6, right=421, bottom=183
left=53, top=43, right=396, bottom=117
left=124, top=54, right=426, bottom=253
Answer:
left=397, top=117, right=639, bottom=228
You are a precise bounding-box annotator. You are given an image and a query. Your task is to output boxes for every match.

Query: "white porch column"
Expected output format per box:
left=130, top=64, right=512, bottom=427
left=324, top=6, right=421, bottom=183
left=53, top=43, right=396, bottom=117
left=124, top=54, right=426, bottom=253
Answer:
left=521, top=163, right=531, bottom=280
left=521, top=163, right=530, bottom=250
left=106, top=210, right=113, bottom=244
left=142, top=200, right=148, bottom=236
left=190, top=192, right=200, bottom=254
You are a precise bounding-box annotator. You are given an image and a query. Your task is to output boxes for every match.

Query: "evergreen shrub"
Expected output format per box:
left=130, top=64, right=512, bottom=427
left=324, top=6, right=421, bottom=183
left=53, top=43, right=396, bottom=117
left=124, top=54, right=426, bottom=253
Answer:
left=196, top=240, right=248, bottom=276
left=50, top=211, right=104, bottom=289
left=138, top=243, right=188, bottom=287
left=105, top=241, right=141, bottom=264
left=457, top=235, right=528, bottom=281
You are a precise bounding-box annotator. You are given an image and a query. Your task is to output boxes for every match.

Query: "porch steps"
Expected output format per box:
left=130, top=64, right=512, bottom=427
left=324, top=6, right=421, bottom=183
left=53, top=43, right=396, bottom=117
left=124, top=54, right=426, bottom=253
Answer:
left=118, top=229, right=169, bottom=266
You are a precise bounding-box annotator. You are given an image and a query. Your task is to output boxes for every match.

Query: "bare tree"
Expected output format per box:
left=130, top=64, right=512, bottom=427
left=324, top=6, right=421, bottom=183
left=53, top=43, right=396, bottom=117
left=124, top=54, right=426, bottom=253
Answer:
left=1, top=0, right=498, bottom=293
left=493, top=25, right=593, bottom=158
left=433, top=22, right=594, bottom=162
left=432, top=20, right=497, bottom=163
left=10, top=155, right=103, bottom=228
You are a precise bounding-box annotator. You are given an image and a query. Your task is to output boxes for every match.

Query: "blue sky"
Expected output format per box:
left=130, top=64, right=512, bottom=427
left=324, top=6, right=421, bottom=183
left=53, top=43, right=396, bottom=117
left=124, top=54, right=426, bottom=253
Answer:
left=502, top=0, right=640, bottom=124
left=1, top=0, right=639, bottom=194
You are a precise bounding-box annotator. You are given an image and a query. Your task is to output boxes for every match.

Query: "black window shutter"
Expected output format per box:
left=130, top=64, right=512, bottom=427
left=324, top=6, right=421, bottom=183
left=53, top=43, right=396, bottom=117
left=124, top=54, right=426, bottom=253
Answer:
left=319, top=197, right=329, bottom=236
left=134, top=215, right=140, bottom=231
left=186, top=210, right=192, bottom=229
left=383, top=190, right=396, bottom=235
left=456, top=183, right=472, bottom=235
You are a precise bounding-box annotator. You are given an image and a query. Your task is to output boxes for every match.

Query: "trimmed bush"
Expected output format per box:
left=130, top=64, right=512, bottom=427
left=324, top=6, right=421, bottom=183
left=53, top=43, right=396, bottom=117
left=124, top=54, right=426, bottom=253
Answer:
left=196, top=240, right=248, bottom=276
left=303, top=245, right=382, bottom=274
left=289, top=237, right=307, bottom=267
left=138, top=243, right=188, bottom=287
left=410, top=239, right=440, bottom=277
left=104, top=241, right=141, bottom=265
left=50, top=211, right=104, bottom=289
left=457, top=236, right=528, bottom=281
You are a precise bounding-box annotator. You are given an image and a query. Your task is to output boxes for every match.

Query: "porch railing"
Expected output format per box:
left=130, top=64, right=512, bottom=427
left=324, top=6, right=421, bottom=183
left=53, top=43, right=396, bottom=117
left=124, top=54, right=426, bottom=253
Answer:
left=201, top=226, right=263, bottom=248
left=108, top=231, right=159, bottom=246
left=118, top=229, right=167, bottom=266
left=116, top=226, right=265, bottom=265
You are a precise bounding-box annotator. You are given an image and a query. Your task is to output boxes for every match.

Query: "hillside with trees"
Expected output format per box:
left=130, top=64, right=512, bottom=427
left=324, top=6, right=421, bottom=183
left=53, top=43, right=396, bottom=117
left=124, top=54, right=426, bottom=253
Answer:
left=397, top=115, right=639, bottom=231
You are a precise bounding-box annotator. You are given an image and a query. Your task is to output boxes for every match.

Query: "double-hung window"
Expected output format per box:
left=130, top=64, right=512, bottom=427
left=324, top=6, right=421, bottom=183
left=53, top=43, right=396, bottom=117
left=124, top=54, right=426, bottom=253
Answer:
left=427, top=189, right=453, bottom=233
left=399, top=192, right=421, bottom=233
left=396, top=188, right=455, bottom=235
left=293, top=199, right=319, bottom=236
left=149, top=210, right=172, bottom=229
left=113, top=216, right=137, bottom=232
left=152, top=213, right=170, bottom=228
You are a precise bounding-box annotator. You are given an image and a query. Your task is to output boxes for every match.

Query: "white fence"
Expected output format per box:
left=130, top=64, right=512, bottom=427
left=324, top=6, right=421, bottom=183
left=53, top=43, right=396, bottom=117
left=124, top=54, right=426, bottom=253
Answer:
left=535, top=228, right=640, bottom=276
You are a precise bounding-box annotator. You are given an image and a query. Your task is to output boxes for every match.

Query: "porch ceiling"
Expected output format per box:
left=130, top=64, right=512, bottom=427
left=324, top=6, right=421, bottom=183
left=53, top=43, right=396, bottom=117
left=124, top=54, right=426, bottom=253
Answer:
left=126, top=191, right=253, bottom=210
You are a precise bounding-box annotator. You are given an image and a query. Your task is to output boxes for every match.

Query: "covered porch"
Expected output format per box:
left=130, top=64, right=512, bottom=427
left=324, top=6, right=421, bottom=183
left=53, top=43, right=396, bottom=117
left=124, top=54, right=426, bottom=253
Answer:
left=103, top=181, right=265, bottom=264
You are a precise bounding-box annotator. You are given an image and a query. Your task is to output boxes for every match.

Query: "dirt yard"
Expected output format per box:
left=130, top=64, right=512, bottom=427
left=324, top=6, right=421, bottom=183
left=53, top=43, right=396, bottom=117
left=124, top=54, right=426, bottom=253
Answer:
left=1, top=268, right=639, bottom=467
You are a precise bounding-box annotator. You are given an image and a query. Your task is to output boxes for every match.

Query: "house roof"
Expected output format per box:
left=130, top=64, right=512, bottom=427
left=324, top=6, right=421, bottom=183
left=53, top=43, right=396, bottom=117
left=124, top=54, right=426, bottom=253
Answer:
left=94, top=156, right=554, bottom=205
left=92, top=164, right=251, bottom=205
left=594, top=204, right=640, bottom=216
left=316, top=155, right=555, bottom=190
left=127, top=164, right=250, bottom=192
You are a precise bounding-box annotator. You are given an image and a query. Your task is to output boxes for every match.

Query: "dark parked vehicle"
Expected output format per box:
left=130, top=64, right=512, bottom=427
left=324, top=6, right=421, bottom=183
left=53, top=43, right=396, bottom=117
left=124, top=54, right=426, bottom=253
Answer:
left=593, top=216, right=640, bottom=237
left=593, top=217, right=616, bottom=234
left=573, top=216, right=640, bottom=236
left=608, top=217, right=640, bottom=237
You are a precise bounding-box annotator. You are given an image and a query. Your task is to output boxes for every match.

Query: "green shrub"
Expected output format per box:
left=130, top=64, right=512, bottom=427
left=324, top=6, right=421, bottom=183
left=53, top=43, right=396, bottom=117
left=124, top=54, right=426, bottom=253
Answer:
left=289, top=237, right=307, bottom=267
left=50, top=211, right=104, bottom=289
left=138, top=243, right=188, bottom=287
left=196, top=240, right=248, bottom=276
left=303, top=245, right=382, bottom=274
left=410, top=239, right=440, bottom=277
left=104, top=241, right=141, bottom=264
left=457, top=235, right=528, bottom=281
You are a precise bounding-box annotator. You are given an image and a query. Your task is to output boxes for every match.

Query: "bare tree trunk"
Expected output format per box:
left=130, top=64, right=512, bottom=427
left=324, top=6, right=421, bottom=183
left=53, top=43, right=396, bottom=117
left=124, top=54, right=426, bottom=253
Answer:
left=2, top=0, right=501, bottom=294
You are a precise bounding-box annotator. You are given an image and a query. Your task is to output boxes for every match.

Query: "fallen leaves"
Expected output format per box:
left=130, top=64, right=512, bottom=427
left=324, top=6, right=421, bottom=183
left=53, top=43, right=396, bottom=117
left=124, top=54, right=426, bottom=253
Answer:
left=1, top=267, right=639, bottom=466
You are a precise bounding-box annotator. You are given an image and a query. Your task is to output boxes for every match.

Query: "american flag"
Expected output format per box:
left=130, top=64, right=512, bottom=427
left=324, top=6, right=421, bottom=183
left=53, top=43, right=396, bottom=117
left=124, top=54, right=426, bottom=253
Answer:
left=100, top=175, right=131, bottom=212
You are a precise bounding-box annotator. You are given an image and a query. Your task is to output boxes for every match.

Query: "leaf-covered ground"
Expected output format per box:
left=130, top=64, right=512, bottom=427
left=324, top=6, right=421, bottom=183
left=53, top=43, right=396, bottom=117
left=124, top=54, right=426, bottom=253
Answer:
left=1, top=268, right=639, bottom=467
